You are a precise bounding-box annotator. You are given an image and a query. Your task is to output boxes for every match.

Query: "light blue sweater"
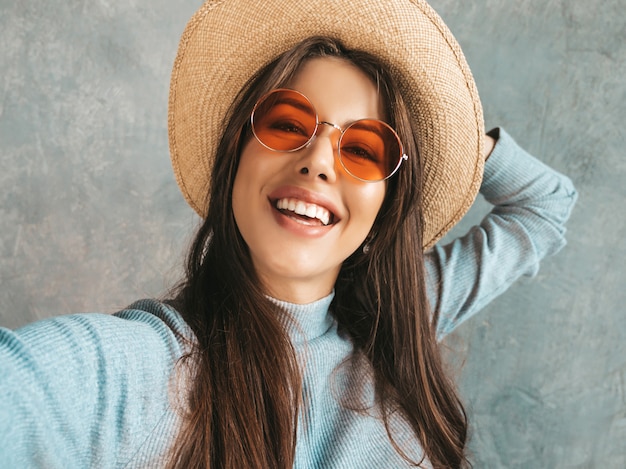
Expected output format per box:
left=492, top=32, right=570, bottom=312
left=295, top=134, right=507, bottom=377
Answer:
left=0, top=129, right=577, bottom=468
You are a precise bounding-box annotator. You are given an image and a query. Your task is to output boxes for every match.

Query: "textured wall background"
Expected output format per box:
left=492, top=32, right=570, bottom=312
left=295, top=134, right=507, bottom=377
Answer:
left=1, top=0, right=624, bottom=467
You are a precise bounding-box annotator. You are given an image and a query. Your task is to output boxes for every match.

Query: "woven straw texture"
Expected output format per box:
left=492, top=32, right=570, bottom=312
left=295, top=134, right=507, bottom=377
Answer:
left=168, top=0, right=484, bottom=250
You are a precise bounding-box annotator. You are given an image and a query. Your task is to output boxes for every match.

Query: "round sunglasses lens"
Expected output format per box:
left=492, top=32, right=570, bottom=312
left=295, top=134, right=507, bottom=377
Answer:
left=251, top=90, right=317, bottom=152
left=339, top=120, right=402, bottom=181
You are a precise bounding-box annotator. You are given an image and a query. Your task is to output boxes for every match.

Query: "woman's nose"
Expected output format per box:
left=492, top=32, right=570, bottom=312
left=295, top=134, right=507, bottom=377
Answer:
left=296, top=123, right=340, bottom=182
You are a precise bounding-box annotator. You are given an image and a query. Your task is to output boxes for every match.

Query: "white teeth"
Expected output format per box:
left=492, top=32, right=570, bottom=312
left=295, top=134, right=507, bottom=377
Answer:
left=305, top=205, right=317, bottom=219
left=295, top=200, right=306, bottom=215
left=275, top=198, right=332, bottom=226
left=316, top=207, right=330, bottom=226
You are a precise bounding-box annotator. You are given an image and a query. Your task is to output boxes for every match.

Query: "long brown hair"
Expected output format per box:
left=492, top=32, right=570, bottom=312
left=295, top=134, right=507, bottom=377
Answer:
left=167, top=37, right=468, bottom=469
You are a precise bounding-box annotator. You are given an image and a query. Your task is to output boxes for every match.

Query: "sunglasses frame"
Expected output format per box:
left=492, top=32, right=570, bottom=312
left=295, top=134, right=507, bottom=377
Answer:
left=250, top=88, right=408, bottom=182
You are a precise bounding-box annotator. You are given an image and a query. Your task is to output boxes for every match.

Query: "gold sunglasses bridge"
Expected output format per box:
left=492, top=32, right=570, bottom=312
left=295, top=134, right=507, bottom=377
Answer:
left=318, top=121, right=343, bottom=133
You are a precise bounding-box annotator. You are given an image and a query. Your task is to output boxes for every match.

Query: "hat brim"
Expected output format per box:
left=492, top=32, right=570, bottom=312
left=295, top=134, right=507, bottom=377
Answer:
left=168, top=0, right=484, bottom=250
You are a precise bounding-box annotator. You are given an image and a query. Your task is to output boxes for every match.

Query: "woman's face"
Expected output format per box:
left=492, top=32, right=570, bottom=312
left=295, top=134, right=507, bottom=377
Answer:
left=232, top=57, right=386, bottom=303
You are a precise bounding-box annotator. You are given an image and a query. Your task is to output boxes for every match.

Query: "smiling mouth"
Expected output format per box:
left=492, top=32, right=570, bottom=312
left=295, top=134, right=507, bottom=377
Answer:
left=274, top=197, right=336, bottom=226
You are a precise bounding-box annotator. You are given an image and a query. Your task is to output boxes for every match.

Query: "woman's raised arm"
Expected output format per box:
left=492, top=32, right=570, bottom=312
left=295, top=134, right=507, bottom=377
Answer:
left=425, top=128, right=578, bottom=339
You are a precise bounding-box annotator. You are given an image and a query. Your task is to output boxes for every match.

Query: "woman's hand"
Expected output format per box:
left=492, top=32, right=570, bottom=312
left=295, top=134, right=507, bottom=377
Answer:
left=483, top=133, right=496, bottom=161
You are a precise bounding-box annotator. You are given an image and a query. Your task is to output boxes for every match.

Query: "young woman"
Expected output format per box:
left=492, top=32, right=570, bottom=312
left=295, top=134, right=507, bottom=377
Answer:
left=0, top=1, right=577, bottom=468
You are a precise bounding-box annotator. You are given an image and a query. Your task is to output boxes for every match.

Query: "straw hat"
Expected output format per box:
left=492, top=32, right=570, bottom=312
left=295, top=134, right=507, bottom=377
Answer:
left=168, top=0, right=484, bottom=250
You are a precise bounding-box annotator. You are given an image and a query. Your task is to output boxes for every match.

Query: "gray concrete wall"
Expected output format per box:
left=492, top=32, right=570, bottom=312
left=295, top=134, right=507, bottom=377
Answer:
left=1, top=0, right=624, bottom=467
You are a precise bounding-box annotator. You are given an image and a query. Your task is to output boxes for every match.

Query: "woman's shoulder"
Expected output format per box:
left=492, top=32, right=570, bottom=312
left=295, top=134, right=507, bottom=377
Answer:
left=114, top=298, right=192, bottom=342
left=6, top=299, right=191, bottom=356
left=0, top=299, right=189, bottom=467
left=1, top=298, right=191, bottom=400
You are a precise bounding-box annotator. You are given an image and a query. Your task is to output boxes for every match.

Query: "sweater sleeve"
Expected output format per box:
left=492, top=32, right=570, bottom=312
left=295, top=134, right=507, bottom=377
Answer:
left=0, top=299, right=188, bottom=468
left=425, top=128, right=578, bottom=340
